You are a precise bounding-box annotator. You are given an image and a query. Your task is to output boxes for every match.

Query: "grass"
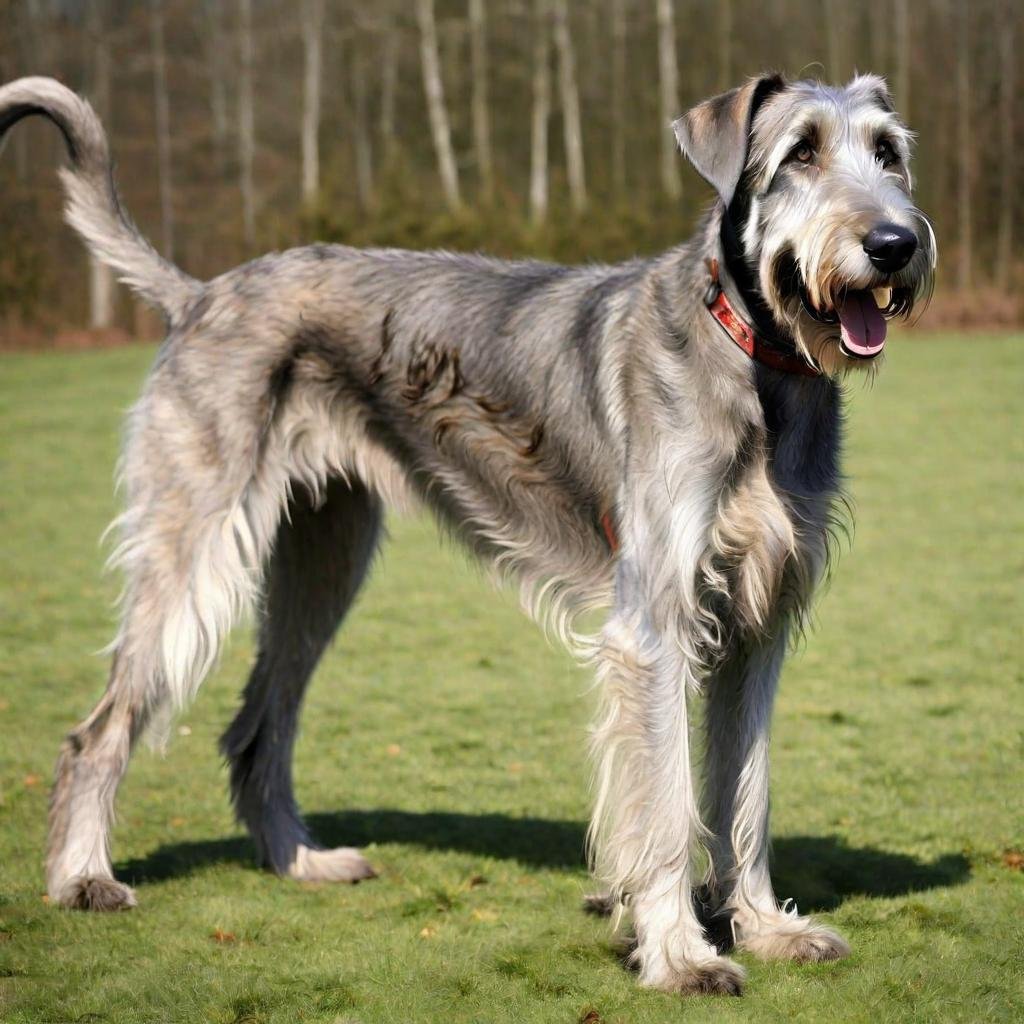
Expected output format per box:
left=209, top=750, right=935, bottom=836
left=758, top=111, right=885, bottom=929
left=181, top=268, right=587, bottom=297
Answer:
left=1, top=334, right=1022, bottom=1023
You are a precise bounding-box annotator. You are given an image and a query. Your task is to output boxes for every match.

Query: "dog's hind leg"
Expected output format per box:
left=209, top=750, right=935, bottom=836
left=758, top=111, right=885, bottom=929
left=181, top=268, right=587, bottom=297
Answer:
left=220, top=476, right=382, bottom=882
left=47, top=372, right=289, bottom=909
left=703, top=632, right=850, bottom=962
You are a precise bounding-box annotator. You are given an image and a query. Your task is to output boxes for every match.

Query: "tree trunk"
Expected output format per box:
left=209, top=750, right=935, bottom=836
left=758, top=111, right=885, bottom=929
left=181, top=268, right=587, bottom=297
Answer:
left=300, top=0, right=323, bottom=209
left=894, top=0, right=909, bottom=121
left=655, top=0, right=681, bottom=201
left=352, top=42, right=375, bottom=211
left=825, top=0, right=845, bottom=81
left=956, top=4, right=971, bottom=292
left=88, top=0, right=115, bottom=329
left=416, top=0, right=462, bottom=212
left=868, top=0, right=887, bottom=75
left=996, top=3, right=1014, bottom=289
left=529, top=0, right=551, bottom=225
left=610, top=0, right=626, bottom=196
left=150, top=0, right=175, bottom=260
left=204, top=0, right=228, bottom=173
left=238, top=0, right=256, bottom=247
left=552, top=0, right=587, bottom=212
left=718, top=0, right=733, bottom=90
left=469, top=0, right=494, bottom=202
left=380, top=12, right=399, bottom=167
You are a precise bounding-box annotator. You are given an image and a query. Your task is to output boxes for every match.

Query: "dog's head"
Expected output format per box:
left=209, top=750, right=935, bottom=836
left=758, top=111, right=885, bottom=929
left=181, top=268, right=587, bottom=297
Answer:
left=675, top=74, right=936, bottom=376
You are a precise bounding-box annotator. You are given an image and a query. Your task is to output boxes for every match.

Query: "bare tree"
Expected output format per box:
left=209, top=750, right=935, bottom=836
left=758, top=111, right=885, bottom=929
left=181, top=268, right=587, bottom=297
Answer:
left=150, top=0, right=175, bottom=259
left=469, top=0, right=494, bottom=201
left=352, top=40, right=375, bottom=211
left=955, top=2, right=971, bottom=291
left=300, top=0, right=323, bottom=209
left=825, top=0, right=846, bottom=81
left=894, top=0, right=909, bottom=121
left=868, top=0, right=888, bottom=75
left=416, top=0, right=462, bottom=212
left=379, top=10, right=399, bottom=167
left=718, top=0, right=733, bottom=89
left=655, top=0, right=681, bottom=201
left=203, top=0, right=229, bottom=173
left=238, top=0, right=256, bottom=247
left=529, top=0, right=551, bottom=224
left=552, top=0, right=587, bottom=212
left=996, top=3, right=1015, bottom=288
left=87, top=0, right=115, bottom=328
left=611, top=0, right=627, bottom=195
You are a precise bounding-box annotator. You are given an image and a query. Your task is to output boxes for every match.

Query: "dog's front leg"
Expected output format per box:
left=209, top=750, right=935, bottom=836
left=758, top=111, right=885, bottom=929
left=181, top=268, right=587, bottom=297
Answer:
left=590, top=603, right=744, bottom=995
left=703, top=631, right=850, bottom=963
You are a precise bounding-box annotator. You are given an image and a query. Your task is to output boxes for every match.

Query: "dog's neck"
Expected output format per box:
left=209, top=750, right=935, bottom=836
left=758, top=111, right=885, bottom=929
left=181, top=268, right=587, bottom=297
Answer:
left=696, top=203, right=819, bottom=377
left=713, top=199, right=796, bottom=354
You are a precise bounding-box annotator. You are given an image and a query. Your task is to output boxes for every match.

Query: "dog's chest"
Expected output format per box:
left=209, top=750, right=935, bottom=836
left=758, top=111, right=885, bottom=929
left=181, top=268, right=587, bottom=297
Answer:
left=708, top=372, right=842, bottom=631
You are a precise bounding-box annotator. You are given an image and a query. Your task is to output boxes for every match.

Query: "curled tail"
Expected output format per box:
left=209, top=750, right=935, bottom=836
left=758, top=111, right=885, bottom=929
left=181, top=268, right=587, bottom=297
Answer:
left=0, top=76, right=200, bottom=322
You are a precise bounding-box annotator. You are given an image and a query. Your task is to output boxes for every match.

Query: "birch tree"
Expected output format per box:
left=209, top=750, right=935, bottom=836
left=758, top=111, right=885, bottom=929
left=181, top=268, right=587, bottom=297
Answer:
left=552, top=0, right=587, bottom=212
left=416, top=0, right=462, bottom=212
left=718, top=0, right=733, bottom=90
left=894, top=0, right=909, bottom=121
left=655, top=0, right=681, bottom=201
left=611, top=0, right=626, bottom=195
left=469, top=0, right=494, bottom=201
left=996, top=4, right=1014, bottom=288
left=300, top=0, right=323, bottom=209
left=956, top=3, right=971, bottom=291
left=825, top=0, right=846, bottom=81
left=529, top=0, right=551, bottom=224
left=150, top=0, right=175, bottom=259
left=868, top=0, right=887, bottom=76
left=204, top=0, right=228, bottom=173
left=379, top=11, right=399, bottom=167
left=88, top=0, right=114, bottom=328
left=238, top=0, right=256, bottom=247
left=352, top=42, right=375, bottom=211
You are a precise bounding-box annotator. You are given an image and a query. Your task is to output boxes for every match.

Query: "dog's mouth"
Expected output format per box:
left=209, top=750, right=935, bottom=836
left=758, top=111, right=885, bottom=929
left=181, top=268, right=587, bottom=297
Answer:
left=799, top=286, right=912, bottom=359
left=776, top=257, right=915, bottom=360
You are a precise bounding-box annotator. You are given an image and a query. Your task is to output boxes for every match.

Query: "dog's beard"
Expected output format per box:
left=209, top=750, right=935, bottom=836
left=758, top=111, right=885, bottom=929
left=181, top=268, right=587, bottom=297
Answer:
left=759, top=248, right=926, bottom=376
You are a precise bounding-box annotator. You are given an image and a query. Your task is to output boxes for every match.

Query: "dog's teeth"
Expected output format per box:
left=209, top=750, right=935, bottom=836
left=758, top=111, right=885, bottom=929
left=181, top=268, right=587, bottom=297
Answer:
left=873, top=287, right=892, bottom=308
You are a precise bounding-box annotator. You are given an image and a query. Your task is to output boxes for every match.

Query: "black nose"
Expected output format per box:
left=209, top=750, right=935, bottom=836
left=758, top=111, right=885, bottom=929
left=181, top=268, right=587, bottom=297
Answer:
left=862, top=223, right=918, bottom=274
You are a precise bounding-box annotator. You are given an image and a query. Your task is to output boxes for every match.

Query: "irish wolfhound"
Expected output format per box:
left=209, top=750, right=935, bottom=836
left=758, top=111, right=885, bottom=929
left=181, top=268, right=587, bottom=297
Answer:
left=0, top=72, right=934, bottom=995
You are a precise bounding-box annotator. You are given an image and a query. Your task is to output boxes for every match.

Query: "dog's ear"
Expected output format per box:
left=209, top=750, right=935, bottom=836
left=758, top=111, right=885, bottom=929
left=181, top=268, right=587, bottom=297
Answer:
left=672, top=74, right=786, bottom=205
left=848, top=73, right=895, bottom=113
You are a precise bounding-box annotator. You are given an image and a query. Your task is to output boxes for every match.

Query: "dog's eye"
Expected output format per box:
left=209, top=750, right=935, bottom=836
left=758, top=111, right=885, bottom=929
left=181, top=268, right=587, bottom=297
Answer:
left=790, top=141, right=814, bottom=165
left=875, top=138, right=899, bottom=167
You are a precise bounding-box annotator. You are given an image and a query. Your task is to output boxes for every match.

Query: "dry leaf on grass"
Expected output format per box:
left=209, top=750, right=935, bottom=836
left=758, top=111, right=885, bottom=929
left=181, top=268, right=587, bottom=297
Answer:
left=1001, top=850, right=1024, bottom=872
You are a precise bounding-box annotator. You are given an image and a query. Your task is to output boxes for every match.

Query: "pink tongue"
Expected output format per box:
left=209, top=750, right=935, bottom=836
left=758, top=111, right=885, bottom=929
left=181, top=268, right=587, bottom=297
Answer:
left=837, top=290, right=887, bottom=357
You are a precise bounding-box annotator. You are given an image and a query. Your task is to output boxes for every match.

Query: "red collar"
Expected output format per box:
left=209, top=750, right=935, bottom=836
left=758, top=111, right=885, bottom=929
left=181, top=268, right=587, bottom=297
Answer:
left=704, top=260, right=821, bottom=378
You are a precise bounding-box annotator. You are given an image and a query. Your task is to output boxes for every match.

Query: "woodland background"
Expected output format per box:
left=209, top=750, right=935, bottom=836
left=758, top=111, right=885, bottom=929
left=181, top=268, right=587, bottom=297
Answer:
left=0, top=0, right=1019, bottom=344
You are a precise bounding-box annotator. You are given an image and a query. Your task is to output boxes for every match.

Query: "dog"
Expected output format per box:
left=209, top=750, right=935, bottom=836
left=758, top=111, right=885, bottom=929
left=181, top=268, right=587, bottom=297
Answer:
left=0, top=72, right=934, bottom=995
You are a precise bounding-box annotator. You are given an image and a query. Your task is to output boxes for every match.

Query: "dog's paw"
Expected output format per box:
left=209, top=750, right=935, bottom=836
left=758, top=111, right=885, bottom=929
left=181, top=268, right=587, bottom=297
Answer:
left=56, top=876, right=137, bottom=911
left=642, top=955, right=745, bottom=997
left=739, top=920, right=850, bottom=963
left=287, top=845, right=377, bottom=883
left=582, top=891, right=616, bottom=916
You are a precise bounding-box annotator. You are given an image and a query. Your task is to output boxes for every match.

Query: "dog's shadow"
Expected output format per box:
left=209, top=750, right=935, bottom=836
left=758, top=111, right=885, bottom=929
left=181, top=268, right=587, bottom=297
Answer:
left=117, top=809, right=969, bottom=914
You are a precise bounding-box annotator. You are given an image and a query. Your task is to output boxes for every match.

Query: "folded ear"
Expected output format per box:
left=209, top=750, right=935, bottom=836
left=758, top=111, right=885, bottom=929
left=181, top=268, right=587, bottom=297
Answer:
left=672, top=74, right=786, bottom=206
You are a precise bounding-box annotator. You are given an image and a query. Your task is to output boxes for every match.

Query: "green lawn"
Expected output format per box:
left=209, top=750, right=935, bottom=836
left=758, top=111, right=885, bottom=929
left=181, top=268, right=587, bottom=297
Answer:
left=1, top=335, right=1022, bottom=1023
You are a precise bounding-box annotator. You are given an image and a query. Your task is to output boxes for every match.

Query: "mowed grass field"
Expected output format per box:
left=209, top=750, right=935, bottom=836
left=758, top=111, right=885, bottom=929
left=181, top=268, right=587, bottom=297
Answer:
left=0, top=334, right=1022, bottom=1023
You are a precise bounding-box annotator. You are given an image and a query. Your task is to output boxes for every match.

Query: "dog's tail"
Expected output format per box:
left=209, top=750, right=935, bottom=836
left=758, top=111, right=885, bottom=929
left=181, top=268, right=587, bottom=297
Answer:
left=0, top=76, right=200, bottom=322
